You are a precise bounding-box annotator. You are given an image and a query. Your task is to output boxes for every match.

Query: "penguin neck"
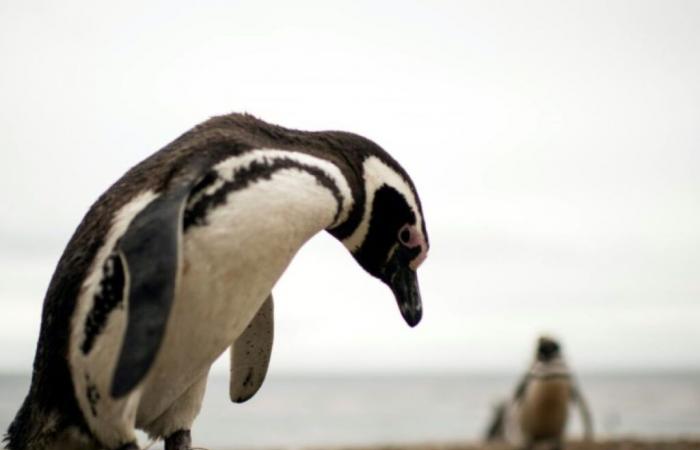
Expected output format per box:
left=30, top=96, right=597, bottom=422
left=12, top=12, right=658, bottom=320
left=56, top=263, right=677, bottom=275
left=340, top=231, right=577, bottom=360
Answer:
left=186, top=148, right=355, bottom=246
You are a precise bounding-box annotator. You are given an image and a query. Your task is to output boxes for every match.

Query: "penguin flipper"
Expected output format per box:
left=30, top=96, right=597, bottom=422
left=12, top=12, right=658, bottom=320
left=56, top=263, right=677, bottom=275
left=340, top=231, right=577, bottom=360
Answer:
left=110, top=168, right=204, bottom=399
left=513, top=373, right=530, bottom=401
left=571, top=383, right=594, bottom=440
left=229, top=294, right=274, bottom=403
left=484, top=400, right=507, bottom=441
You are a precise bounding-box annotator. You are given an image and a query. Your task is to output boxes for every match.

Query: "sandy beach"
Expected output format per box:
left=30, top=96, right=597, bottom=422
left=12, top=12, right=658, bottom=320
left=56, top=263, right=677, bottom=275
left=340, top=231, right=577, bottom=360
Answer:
left=293, top=440, right=700, bottom=450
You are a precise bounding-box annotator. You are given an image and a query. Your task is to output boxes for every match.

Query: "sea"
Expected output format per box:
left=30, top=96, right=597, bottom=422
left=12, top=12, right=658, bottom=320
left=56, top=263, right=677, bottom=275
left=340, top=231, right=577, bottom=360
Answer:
left=0, top=372, right=698, bottom=449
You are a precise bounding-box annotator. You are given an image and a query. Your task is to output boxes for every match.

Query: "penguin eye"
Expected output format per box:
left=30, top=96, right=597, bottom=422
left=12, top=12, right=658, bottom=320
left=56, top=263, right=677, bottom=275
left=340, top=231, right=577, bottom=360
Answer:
left=398, top=224, right=412, bottom=246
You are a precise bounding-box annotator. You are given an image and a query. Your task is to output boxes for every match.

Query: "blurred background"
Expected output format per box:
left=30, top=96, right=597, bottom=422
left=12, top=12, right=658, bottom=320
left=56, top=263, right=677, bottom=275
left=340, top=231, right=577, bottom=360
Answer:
left=1, top=0, right=698, bottom=448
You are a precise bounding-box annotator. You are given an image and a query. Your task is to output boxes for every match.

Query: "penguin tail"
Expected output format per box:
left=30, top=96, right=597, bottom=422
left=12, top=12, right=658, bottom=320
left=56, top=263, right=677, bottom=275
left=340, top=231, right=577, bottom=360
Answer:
left=484, top=400, right=507, bottom=442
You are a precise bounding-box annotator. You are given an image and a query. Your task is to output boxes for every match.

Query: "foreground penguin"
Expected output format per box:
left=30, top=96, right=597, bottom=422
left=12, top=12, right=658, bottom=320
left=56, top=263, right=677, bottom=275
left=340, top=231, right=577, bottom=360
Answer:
left=4, top=113, right=429, bottom=450
left=485, top=336, right=593, bottom=449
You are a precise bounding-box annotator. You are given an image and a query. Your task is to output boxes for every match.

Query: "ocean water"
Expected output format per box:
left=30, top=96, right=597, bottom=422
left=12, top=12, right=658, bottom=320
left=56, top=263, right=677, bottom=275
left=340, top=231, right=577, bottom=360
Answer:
left=1, top=372, right=698, bottom=448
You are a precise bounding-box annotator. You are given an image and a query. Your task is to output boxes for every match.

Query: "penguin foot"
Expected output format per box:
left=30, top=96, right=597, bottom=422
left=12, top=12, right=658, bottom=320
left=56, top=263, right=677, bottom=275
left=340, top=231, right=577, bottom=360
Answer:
left=165, top=429, right=192, bottom=450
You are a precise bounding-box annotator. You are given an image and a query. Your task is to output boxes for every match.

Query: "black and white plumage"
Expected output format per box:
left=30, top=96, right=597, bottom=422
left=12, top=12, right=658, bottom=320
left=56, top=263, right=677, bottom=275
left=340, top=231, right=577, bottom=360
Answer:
left=4, top=114, right=429, bottom=450
left=485, top=336, right=593, bottom=450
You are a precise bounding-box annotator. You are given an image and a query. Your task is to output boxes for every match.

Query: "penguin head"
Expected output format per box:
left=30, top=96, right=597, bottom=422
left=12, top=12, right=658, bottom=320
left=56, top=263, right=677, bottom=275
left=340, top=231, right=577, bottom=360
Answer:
left=331, top=152, right=428, bottom=327
left=536, top=336, right=561, bottom=362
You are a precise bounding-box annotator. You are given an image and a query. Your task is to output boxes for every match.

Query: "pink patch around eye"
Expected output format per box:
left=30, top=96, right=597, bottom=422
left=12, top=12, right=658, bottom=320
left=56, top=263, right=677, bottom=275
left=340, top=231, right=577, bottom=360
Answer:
left=399, top=224, right=428, bottom=270
left=410, top=247, right=428, bottom=271
left=399, top=224, right=423, bottom=248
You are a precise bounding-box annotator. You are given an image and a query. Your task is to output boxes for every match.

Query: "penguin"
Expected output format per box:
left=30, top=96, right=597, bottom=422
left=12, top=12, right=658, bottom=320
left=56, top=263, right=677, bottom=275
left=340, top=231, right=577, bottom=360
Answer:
left=4, top=113, right=429, bottom=450
left=485, top=336, right=593, bottom=450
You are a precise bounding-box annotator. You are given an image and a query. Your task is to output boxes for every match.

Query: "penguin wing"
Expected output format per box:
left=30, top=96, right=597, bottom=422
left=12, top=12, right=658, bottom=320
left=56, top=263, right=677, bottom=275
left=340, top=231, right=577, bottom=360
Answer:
left=513, top=373, right=530, bottom=401
left=110, top=165, right=207, bottom=398
left=571, top=383, right=594, bottom=440
left=229, top=294, right=274, bottom=403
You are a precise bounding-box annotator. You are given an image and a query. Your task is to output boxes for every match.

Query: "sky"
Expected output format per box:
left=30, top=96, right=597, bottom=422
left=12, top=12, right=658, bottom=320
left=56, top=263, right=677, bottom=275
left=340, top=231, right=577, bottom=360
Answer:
left=0, top=0, right=699, bottom=374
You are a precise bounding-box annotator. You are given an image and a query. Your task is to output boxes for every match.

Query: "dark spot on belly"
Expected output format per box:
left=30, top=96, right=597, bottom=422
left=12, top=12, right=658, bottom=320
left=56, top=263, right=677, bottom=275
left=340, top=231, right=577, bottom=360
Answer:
left=85, top=373, right=101, bottom=417
left=243, top=368, right=254, bottom=387
left=81, top=252, right=125, bottom=354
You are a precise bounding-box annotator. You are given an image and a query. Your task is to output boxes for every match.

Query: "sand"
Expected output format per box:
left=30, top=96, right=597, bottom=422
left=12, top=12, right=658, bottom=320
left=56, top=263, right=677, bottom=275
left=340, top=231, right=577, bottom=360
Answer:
left=290, top=439, right=700, bottom=450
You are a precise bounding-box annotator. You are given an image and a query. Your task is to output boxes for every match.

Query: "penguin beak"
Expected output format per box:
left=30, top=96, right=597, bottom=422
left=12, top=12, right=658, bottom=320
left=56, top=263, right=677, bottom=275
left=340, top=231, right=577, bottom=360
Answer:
left=384, top=246, right=423, bottom=327
left=391, top=266, right=422, bottom=327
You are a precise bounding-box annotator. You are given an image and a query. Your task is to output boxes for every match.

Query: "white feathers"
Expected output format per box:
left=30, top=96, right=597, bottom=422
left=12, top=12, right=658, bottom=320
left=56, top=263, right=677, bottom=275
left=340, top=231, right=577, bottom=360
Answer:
left=65, top=148, right=360, bottom=447
left=212, top=149, right=354, bottom=228
left=136, top=151, right=351, bottom=428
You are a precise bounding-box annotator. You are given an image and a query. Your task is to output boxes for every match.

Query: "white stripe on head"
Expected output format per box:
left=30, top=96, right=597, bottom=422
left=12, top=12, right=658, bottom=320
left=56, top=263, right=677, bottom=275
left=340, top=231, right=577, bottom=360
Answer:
left=212, top=149, right=354, bottom=228
left=342, top=155, right=423, bottom=252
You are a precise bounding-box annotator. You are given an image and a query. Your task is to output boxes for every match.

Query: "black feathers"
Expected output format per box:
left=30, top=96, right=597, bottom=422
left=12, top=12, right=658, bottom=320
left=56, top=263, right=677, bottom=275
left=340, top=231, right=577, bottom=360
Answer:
left=110, top=180, right=194, bottom=398
left=353, top=185, right=416, bottom=277
left=81, top=253, right=125, bottom=355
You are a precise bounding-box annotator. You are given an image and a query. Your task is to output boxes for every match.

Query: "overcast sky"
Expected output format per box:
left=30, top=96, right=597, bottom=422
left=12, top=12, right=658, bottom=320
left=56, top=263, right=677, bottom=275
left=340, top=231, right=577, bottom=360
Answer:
left=1, top=1, right=699, bottom=374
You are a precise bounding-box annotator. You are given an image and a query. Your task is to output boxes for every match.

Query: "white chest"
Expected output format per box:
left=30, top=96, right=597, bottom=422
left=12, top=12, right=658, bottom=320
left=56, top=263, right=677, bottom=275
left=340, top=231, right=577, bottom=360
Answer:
left=180, top=168, right=337, bottom=346
left=137, top=168, right=340, bottom=419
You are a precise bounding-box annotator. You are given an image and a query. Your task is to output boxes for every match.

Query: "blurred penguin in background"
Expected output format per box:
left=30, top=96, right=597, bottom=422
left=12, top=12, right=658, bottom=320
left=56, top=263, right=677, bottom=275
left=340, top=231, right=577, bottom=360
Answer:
left=485, top=336, right=593, bottom=450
